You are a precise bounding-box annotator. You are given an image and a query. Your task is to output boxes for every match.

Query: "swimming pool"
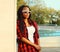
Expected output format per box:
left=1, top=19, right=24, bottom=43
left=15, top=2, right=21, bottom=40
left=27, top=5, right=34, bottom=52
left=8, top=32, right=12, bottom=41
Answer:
left=38, top=30, right=60, bottom=37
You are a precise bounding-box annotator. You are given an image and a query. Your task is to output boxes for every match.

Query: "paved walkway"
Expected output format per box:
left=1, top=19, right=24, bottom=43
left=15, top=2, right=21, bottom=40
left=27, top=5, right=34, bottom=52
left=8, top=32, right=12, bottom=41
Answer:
left=40, top=47, right=60, bottom=52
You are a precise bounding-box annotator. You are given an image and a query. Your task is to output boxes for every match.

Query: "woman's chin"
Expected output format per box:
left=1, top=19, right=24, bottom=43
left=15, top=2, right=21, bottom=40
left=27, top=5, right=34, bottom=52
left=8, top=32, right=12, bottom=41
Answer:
left=24, top=17, right=29, bottom=19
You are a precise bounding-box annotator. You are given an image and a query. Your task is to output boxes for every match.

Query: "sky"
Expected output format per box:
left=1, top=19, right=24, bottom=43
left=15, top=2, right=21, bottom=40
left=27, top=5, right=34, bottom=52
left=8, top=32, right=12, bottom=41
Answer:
left=25, top=0, right=60, bottom=10
left=43, top=0, right=60, bottom=10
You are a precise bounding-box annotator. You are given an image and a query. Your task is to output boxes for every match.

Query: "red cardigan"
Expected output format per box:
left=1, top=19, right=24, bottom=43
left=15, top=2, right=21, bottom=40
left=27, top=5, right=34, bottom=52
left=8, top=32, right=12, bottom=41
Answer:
left=17, top=20, right=39, bottom=52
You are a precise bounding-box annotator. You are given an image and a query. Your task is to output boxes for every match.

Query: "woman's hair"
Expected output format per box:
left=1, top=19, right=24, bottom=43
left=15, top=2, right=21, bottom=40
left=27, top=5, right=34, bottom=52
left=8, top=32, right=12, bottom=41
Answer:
left=17, top=5, right=33, bottom=33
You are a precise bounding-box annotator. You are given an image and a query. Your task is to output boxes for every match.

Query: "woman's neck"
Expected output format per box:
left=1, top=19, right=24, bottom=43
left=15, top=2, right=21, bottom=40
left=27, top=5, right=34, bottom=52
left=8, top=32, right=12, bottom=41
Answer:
left=24, top=19, right=28, bottom=23
left=24, top=19, right=31, bottom=27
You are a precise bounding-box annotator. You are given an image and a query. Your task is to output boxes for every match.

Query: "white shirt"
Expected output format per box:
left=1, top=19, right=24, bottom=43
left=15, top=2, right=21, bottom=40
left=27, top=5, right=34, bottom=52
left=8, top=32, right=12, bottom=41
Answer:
left=27, top=26, right=35, bottom=43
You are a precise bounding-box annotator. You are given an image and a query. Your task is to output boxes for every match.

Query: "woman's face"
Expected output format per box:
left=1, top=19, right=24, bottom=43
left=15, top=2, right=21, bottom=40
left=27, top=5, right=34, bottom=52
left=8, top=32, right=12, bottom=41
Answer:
left=22, top=7, right=31, bottom=19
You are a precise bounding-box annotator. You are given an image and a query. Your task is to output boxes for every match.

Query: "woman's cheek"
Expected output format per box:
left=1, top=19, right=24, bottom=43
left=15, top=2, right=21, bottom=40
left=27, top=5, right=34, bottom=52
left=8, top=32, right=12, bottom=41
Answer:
left=23, top=14, right=29, bottom=18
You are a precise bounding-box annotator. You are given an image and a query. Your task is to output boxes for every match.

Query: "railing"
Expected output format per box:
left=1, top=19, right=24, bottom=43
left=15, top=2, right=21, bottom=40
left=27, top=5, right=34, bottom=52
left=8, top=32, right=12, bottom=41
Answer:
left=38, top=25, right=60, bottom=37
left=38, top=25, right=60, bottom=30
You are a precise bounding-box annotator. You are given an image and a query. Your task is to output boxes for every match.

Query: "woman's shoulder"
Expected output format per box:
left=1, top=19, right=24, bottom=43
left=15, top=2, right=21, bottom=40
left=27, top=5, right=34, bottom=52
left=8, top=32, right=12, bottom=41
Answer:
left=32, top=20, right=38, bottom=28
left=17, top=20, right=20, bottom=22
left=17, top=20, right=20, bottom=25
left=32, top=20, right=38, bottom=25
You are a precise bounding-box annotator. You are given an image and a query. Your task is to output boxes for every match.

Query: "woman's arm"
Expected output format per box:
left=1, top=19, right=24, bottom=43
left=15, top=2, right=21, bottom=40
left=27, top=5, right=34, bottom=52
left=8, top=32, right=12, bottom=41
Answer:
left=20, top=37, right=40, bottom=51
left=33, top=21, right=41, bottom=51
left=38, top=38, right=41, bottom=51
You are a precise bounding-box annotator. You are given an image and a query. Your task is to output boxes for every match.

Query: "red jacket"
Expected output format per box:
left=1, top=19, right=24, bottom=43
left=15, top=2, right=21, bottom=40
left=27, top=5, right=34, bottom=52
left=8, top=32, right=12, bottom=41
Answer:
left=17, top=20, right=39, bottom=52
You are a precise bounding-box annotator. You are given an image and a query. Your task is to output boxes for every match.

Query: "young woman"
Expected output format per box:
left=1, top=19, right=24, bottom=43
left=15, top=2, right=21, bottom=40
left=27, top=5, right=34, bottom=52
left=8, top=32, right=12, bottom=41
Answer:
left=17, top=5, right=41, bottom=52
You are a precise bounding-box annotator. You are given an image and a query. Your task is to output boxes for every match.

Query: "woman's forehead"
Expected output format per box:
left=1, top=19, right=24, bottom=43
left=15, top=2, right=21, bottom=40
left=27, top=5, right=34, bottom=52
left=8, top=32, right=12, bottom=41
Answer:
left=23, top=7, right=29, bottom=10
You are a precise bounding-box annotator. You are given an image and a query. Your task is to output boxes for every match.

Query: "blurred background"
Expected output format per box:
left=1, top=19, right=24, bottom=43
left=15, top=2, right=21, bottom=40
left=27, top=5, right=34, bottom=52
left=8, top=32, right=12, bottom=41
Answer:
left=17, top=0, right=60, bottom=52
left=17, top=0, right=60, bottom=26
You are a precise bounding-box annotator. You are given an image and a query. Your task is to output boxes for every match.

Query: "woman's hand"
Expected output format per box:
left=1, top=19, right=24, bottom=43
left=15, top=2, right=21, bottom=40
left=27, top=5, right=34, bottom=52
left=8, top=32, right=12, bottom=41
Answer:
left=34, top=44, right=41, bottom=51
left=21, top=37, right=41, bottom=51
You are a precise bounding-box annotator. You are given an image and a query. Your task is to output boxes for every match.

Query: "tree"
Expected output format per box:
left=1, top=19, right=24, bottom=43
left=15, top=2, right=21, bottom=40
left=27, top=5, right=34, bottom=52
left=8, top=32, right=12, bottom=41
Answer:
left=17, top=0, right=26, bottom=9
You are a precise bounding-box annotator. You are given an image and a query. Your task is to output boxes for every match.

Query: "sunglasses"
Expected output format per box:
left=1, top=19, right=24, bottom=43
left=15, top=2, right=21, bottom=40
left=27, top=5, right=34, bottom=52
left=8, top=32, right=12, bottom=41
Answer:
left=22, top=10, right=31, bottom=13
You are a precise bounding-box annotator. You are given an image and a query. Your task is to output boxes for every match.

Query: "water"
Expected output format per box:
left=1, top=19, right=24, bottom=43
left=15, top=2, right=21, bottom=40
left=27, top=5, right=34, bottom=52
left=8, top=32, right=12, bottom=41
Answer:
left=38, top=30, right=60, bottom=37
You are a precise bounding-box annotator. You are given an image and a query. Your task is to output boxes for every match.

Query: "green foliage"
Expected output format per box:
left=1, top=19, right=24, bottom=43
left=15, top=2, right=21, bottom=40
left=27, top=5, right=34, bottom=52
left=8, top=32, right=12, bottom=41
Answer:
left=57, top=19, right=60, bottom=25
left=17, top=0, right=26, bottom=9
left=17, top=0, right=60, bottom=26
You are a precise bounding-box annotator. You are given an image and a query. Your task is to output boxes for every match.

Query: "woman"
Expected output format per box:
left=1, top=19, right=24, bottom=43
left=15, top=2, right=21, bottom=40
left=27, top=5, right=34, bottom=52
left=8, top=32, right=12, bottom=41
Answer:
left=17, top=5, right=41, bottom=52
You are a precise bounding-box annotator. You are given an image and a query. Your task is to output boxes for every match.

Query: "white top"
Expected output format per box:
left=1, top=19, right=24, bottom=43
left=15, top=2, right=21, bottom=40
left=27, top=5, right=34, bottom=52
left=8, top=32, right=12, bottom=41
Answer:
left=27, top=26, right=35, bottom=43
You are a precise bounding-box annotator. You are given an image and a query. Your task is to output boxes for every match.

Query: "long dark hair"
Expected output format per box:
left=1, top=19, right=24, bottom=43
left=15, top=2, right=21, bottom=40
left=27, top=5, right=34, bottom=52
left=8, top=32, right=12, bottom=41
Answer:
left=17, top=5, right=33, bottom=33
